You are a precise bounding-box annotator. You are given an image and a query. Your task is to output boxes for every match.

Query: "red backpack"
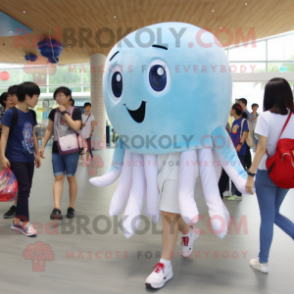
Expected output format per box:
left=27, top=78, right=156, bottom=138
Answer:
left=266, top=112, right=294, bottom=189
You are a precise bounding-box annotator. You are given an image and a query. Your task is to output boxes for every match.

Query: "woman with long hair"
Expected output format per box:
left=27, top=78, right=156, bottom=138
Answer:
left=246, top=78, right=294, bottom=273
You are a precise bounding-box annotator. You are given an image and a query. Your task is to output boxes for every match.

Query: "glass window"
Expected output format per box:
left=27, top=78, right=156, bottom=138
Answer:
left=268, top=34, right=294, bottom=61
left=0, top=69, right=20, bottom=89
left=268, top=62, right=294, bottom=72
left=49, top=64, right=82, bottom=86
left=229, top=62, right=266, bottom=73
left=232, top=82, right=265, bottom=110
left=228, top=41, right=266, bottom=61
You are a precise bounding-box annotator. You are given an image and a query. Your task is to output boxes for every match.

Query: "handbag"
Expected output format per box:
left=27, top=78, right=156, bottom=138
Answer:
left=54, top=107, right=79, bottom=155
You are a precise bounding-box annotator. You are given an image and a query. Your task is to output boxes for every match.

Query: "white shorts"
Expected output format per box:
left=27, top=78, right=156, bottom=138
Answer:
left=159, top=180, right=181, bottom=214
left=158, top=176, right=207, bottom=215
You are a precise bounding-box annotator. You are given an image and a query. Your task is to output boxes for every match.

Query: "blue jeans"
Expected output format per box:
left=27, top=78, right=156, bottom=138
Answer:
left=231, top=155, right=245, bottom=196
left=255, top=170, right=294, bottom=263
left=52, top=152, right=79, bottom=177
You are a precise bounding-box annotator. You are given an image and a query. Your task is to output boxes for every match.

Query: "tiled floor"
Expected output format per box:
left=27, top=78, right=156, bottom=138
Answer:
left=0, top=148, right=294, bottom=294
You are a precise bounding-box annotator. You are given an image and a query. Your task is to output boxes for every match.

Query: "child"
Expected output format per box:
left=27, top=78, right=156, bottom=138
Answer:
left=1, top=82, right=41, bottom=237
left=226, top=104, right=249, bottom=201
left=79, top=102, right=95, bottom=164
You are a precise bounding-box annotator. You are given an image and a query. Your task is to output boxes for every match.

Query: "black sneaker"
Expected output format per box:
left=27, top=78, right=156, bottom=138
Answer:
left=4, top=205, right=16, bottom=219
left=50, top=208, right=63, bottom=220
left=66, top=208, right=75, bottom=219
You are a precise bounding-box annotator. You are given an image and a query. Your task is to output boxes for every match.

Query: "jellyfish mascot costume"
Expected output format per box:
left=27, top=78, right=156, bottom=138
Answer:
left=90, top=22, right=249, bottom=289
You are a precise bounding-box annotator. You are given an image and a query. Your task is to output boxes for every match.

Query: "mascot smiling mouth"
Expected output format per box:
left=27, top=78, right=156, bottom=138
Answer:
left=124, top=101, right=146, bottom=123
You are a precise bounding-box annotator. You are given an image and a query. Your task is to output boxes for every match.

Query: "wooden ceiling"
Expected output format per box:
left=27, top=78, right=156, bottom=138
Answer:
left=0, top=0, right=294, bottom=65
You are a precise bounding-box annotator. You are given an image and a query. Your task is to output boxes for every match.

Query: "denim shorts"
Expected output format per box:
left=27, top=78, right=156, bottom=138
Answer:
left=52, top=152, right=79, bottom=177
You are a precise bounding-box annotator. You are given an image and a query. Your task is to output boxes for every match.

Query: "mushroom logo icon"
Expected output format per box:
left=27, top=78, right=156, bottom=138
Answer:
left=23, top=56, right=56, bottom=86
left=87, top=154, right=104, bottom=176
left=23, top=242, right=55, bottom=272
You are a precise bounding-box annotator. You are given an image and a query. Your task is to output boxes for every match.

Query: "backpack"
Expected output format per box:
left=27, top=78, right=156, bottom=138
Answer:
left=266, top=112, right=294, bottom=189
left=241, top=119, right=254, bottom=148
left=9, top=107, right=36, bottom=135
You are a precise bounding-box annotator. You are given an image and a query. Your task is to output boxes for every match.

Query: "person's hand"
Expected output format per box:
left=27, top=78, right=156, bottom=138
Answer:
left=236, top=144, right=241, bottom=152
left=59, top=105, right=66, bottom=112
left=35, top=155, right=41, bottom=168
left=90, top=131, right=93, bottom=138
left=246, top=176, right=255, bottom=195
left=1, top=156, right=10, bottom=169
left=82, top=123, right=86, bottom=127
left=39, top=147, right=45, bottom=159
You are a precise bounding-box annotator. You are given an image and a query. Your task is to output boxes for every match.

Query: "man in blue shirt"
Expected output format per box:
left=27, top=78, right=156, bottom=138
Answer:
left=227, top=103, right=249, bottom=200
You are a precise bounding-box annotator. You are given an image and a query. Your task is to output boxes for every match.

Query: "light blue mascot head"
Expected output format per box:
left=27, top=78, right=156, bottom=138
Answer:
left=103, top=22, right=232, bottom=154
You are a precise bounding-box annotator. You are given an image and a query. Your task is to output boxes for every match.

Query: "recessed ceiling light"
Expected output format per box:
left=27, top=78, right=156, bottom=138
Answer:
left=68, top=46, right=71, bottom=47
left=245, top=3, right=247, bottom=5
left=23, top=11, right=26, bottom=13
left=114, top=16, right=116, bottom=18
left=212, top=10, right=214, bottom=12
left=220, top=27, right=222, bottom=29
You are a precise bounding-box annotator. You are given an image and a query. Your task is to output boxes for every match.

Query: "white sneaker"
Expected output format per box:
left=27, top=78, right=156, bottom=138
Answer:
left=181, top=228, right=200, bottom=257
left=145, top=262, right=173, bottom=289
left=223, top=191, right=232, bottom=197
left=249, top=258, right=268, bottom=274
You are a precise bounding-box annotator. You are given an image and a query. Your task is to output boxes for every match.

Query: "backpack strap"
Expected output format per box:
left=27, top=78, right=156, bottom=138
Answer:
left=9, top=107, right=19, bottom=135
left=278, top=111, right=292, bottom=140
left=240, top=119, right=245, bottom=138
left=85, top=114, right=91, bottom=123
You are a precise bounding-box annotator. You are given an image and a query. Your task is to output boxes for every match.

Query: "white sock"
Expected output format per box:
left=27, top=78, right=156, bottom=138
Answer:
left=182, top=232, right=189, bottom=238
left=159, top=258, right=171, bottom=267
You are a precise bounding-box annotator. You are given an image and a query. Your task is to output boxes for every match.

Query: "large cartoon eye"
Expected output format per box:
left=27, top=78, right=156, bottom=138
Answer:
left=147, top=59, right=170, bottom=94
left=149, top=65, right=166, bottom=91
left=111, top=70, right=123, bottom=98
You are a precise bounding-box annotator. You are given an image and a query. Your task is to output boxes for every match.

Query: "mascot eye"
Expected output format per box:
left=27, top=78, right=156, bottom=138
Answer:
left=149, top=65, right=167, bottom=91
left=111, top=72, right=123, bottom=98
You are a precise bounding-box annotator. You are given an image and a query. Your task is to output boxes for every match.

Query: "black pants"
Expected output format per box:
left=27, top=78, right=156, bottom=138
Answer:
left=218, top=169, right=229, bottom=199
left=10, top=162, right=34, bottom=222
left=245, top=145, right=252, bottom=170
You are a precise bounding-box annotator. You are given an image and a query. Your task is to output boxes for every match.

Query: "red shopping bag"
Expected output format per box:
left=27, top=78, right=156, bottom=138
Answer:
left=0, top=168, right=18, bottom=202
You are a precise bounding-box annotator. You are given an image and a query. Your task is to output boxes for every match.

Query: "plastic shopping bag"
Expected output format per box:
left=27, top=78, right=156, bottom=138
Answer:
left=0, top=168, right=18, bottom=202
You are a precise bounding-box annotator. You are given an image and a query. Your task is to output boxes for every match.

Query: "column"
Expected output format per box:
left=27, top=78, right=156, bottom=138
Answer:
left=90, top=53, right=106, bottom=149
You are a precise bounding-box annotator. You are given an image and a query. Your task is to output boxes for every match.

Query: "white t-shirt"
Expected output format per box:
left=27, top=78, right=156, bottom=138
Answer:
left=255, top=110, right=294, bottom=170
left=80, top=113, right=95, bottom=139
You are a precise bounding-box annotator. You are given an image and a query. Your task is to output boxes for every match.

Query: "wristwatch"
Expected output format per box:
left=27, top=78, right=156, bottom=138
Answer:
left=247, top=171, right=256, bottom=177
left=61, top=111, right=68, bottom=116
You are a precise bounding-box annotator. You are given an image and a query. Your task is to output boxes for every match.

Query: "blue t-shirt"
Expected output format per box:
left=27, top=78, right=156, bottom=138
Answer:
left=1, top=108, right=37, bottom=162
left=230, top=117, right=249, bottom=156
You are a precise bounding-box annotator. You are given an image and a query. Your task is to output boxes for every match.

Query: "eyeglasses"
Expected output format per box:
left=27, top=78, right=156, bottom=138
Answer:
left=55, top=94, right=66, bottom=98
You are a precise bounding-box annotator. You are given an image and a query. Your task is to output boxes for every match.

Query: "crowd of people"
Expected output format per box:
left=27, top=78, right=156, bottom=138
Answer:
left=0, top=77, right=294, bottom=284
left=0, top=83, right=95, bottom=234
left=219, top=98, right=259, bottom=200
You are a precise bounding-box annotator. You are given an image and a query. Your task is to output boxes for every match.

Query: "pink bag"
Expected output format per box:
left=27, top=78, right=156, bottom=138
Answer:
left=0, top=168, right=18, bottom=202
left=54, top=107, right=79, bottom=155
